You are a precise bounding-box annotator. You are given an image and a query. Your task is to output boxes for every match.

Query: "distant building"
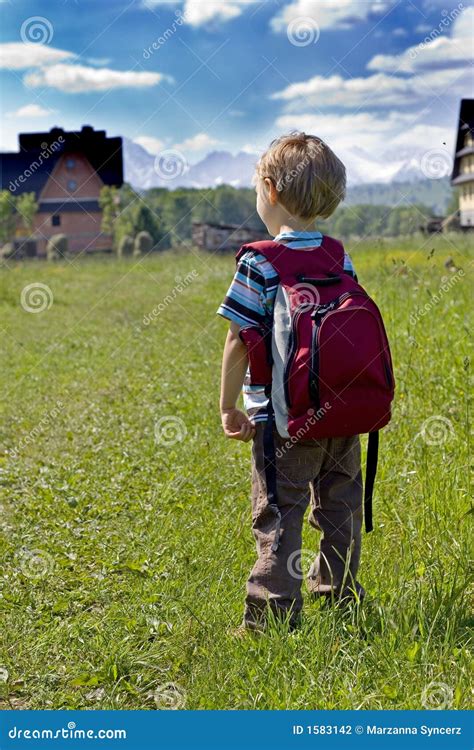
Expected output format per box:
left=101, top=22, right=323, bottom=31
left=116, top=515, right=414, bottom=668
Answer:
left=0, top=125, right=123, bottom=255
left=451, top=99, right=474, bottom=228
left=192, top=221, right=269, bottom=251
left=420, top=216, right=445, bottom=235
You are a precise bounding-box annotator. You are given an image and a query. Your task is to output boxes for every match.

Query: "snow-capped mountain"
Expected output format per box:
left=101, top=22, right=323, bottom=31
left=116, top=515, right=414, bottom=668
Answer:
left=123, top=137, right=447, bottom=193
left=123, top=138, right=258, bottom=190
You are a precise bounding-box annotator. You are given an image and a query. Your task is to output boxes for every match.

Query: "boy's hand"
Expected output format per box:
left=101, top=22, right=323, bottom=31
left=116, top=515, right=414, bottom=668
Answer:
left=221, top=408, right=256, bottom=442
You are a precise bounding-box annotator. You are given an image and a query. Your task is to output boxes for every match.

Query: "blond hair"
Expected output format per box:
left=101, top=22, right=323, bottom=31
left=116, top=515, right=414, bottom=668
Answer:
left=256, top=132, right=346, bottom=220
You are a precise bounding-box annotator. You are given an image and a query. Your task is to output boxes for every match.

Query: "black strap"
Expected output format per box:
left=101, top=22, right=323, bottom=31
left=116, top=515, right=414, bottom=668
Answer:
left=263, top=399, right=282, bottom=552
left=364, top=431, right=379, bottom=533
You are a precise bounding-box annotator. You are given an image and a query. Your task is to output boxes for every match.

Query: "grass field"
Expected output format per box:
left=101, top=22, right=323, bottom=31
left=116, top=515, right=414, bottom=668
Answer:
left=0, top=235, right=472, bottom=711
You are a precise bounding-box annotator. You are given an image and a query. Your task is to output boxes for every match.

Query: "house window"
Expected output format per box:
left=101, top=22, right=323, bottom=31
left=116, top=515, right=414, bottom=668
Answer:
left=52, top=214, right=61, bottom=226
left=66, top=157, right=76, bottom=169
left=67, top=179, right=77, bottom=191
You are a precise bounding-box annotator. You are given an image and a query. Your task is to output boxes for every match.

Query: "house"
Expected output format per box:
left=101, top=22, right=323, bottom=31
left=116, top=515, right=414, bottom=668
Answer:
left=0, top=125, right=123, bottom=255
left=192, top=221, right=269, bottom=251
left=451, top=99, right=474, bottom=229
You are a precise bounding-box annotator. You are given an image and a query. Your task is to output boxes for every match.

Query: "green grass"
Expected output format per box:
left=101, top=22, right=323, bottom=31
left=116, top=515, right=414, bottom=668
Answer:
left=0, top=235, right=472, bottom=710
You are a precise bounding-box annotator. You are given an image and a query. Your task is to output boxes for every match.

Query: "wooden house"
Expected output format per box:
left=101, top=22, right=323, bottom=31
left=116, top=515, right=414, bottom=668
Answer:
left=0, top=125, right=123, bottom=255
left=451, top=99, right=474, bottom=229
left=192, top=221, right=269, bottom=251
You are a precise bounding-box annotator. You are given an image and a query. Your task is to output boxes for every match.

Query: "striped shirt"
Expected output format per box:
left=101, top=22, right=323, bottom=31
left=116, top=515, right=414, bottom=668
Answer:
left=217, top=231, right=356, bottom=422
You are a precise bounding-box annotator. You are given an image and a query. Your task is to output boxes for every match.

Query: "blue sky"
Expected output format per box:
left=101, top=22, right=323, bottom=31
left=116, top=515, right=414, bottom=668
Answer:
left=0, top=0, right=472, bottom=182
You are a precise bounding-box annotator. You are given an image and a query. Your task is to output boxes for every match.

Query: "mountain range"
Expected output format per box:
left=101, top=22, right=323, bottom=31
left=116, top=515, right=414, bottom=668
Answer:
left=123, top=137, right=452, bottom=213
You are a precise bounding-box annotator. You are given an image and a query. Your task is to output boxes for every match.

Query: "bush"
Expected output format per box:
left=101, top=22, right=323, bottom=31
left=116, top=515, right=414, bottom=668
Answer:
left=117, top=235, right=134, bottom=257
left=47, top=234, right=68, bottom=261
left=133, top=231, right=153, bottom=257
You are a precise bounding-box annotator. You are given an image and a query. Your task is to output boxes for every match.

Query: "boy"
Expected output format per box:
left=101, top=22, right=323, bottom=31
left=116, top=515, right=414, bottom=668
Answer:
left=217, top=133, right=365, bottom=631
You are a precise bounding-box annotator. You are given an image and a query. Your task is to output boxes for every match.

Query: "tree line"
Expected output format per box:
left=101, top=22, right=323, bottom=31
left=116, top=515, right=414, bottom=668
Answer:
left=0, top=183, right=458, bottom=259
left=101, top=184, right=446, bottom=250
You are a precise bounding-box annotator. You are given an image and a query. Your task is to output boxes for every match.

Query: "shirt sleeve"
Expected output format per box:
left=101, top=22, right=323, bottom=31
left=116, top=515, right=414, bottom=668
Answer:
left=216, top=250, right=267, bottom=327
left=343, top=252, right=358, bottom=281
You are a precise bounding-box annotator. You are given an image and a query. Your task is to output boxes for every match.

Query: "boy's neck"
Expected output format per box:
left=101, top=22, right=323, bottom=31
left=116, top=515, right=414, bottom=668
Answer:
left=277, top=219, right=318, bottom=235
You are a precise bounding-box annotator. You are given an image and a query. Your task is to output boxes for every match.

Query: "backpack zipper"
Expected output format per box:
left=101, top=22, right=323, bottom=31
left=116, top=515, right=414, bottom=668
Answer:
left=283, top=307, right=304, bottom=408
left=310, top=303, right=393, bottom=409
left=284, top=291, right=371, bottom=410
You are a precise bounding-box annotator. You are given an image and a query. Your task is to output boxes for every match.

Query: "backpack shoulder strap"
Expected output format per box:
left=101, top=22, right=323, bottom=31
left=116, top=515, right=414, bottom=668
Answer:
left=236, top=236, right=345, bottom=279
left=235, top=240, right=282, bottom=265
left=364, top=431, right=379, bottom=533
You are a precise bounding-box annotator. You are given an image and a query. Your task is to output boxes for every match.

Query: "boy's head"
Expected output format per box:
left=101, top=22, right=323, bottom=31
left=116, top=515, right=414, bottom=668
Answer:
left=254, top=132, right=346, bottom=235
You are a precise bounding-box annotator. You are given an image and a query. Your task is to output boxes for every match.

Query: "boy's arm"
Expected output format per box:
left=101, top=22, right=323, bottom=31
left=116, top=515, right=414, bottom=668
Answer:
left=220, top=321, right=256, bottom=442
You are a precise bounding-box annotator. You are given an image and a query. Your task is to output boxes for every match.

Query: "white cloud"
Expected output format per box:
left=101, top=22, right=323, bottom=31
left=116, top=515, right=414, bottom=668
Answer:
left=0, top=42, right=73, bottom=70
left=23, top=63, right=166, bottom=93
left=270, top=0, right=394, bottom=32
left=415, top=23, right=433, bottom=33
left=274, top=110, right=453, bottom=183
left=134, top=135, right=166, bottom=154
left=271, top=64, right=469, bottom=110
left=275, top=111, right=412, bottom=152
left=174, top=132, right=220, bottom=151
left=367, top=5, right=473, bottom=73
left=144, top=0, right=257, bottom=26
left=272, top=72, right=419, bottom=109
left=183, top=0, right=256, bottom=26
left=240, top=143, right=259, bottom=154
left=6, top=103, right=54, bottom=118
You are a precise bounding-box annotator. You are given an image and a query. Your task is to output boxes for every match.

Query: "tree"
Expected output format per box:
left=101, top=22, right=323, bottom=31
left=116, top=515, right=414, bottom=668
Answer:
left=16, top=192, right=38, bottom=235
left=100, top=185, right=152, bottom=250
left=0, top=190, right=16, bottom=245
left=133, top=202, right=161, bottom=242
left=161, top=191, right=192, bottom=246
left=99, top=185, right=118, bottom=236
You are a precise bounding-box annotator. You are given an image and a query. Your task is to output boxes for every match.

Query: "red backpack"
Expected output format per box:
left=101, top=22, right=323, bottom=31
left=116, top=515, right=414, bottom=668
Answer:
left=237, top=236, right=395, bottom=540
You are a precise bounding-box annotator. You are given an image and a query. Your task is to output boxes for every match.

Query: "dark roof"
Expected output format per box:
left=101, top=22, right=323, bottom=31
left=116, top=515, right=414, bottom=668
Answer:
left=0, top=125, right=123, bottom=197
left=451, top=99, right=474, bottom=184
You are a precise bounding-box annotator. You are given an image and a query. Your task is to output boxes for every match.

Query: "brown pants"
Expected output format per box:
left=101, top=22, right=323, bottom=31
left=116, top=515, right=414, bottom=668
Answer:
left=244, top=422, right=364, bottom=628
